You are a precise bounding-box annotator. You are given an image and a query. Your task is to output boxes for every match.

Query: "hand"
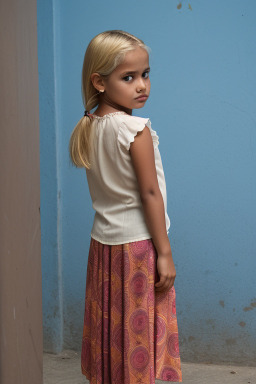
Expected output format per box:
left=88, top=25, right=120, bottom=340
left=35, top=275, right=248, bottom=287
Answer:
left=155, top=252, right=176, bottom=293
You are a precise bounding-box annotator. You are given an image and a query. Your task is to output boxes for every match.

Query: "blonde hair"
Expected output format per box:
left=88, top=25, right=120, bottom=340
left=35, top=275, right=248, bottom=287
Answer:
left=69, top=30, right=150, bottom=169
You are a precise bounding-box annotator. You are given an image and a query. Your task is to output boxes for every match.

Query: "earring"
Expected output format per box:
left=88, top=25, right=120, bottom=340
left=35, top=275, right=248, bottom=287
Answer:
left=97, top=89, right=104, bottom=94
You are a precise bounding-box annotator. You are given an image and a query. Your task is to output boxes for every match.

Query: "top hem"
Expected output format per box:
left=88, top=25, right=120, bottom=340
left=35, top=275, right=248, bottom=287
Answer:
left=90, top=233, right=152, bottom=245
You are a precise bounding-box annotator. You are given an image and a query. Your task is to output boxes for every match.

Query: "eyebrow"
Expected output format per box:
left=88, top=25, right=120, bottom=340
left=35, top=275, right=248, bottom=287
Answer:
left=121, top=67, right=150, bottom=76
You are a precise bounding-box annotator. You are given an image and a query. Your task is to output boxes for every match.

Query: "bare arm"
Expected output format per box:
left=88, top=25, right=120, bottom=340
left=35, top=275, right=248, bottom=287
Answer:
left=129, top=126, right=176, bottom=292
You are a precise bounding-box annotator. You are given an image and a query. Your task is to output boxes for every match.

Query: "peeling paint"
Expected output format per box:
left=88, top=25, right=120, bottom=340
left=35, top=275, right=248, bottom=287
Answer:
left=219, top=300, right=225, bottom=308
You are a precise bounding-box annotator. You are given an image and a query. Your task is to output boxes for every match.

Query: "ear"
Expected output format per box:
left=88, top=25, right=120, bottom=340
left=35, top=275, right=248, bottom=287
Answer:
left=91, top=73, right=105, bottom=92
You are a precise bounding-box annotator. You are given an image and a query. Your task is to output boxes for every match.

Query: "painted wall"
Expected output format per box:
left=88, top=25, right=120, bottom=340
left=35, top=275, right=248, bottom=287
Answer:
left=38, top=0, right=256, bottom=364
left=0, top=0, right=43, bottom=381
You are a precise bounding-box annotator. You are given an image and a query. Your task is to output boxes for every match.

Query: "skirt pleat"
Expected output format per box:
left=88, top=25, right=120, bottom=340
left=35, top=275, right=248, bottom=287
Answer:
left=81, top=237, right=182, bottom=384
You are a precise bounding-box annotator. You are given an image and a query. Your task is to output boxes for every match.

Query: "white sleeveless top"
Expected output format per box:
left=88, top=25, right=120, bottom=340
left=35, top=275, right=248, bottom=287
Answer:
left=85, top=111, right=170, bottom=245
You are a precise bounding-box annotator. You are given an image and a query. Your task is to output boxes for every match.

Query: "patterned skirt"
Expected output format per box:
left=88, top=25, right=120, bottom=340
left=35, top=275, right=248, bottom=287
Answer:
left=81, top=237, right=182, bottom=383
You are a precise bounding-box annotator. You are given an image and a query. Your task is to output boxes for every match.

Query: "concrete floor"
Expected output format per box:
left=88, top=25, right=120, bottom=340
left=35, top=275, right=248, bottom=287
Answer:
left=43, top=349, right=256, bottom=384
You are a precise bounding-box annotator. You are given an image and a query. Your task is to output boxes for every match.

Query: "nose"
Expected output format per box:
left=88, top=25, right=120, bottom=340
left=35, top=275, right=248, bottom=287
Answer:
left=136, top=77, right=146, bottom=92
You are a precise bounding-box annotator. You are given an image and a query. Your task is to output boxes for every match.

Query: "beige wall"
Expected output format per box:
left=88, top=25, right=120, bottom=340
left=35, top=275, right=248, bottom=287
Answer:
left=0, top=0, right=43, bottom=383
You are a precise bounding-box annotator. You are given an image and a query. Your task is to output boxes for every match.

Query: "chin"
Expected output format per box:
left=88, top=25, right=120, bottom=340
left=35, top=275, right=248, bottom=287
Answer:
left=134, top=104, right=146, bottom=110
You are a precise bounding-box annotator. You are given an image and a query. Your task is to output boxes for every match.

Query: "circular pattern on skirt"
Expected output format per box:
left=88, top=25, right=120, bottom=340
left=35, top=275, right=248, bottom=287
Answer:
left=167, top=333, right=180, bottom=358
left=129, top=240, right=148, bottom=261
left=155, top=315, right=167, bottom=343
left=130, top=308, right=148, bottom=334
left=130, top=346, right=150, bottom=371
left=161, top=366, right=180, bottom=381
left=130, top=271, right=148, bottom=297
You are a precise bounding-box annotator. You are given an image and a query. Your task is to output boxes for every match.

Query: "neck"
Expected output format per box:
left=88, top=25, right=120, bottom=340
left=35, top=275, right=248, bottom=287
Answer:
left=94, top=95, right=132, bottom=116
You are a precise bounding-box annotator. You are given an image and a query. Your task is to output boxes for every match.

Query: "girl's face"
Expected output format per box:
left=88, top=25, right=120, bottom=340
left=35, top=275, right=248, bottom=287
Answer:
left=101, top=46, right=151, bottom=113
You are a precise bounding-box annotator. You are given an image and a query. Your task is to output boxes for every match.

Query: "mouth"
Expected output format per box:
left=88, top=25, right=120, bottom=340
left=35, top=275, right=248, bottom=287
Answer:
left=135, top=95, right=148, bottom=101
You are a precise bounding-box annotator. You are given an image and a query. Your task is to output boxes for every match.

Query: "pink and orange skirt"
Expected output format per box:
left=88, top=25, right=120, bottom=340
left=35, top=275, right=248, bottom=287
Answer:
left=81, top=237, right=182, bottom=383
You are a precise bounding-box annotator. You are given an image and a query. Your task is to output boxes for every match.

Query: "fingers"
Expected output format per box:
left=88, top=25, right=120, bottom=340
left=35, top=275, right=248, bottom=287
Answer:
left=155, top=276, right=167, bottom=291
left=155, top=274, right=176, bottom=293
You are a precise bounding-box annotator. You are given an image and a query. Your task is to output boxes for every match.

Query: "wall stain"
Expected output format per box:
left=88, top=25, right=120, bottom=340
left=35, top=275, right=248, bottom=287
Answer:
left=188, top=336, right=195, bottom=342
left=242, top=299, right=256, bottom=312
left=239, top=321, right=246, bottom=327
left=243, top=306, right=253, bottom=312
left=219, top=300, right=225, bottom=308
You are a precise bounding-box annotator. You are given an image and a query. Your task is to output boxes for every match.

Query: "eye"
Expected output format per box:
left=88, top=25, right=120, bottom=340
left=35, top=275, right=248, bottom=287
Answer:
left=123, top=75, right=133, bottom=82
left=143, top=71, right=150, bottom=78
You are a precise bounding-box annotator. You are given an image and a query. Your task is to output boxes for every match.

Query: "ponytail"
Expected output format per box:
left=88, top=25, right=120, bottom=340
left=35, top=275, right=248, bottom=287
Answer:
left=69, top=115, right=94, bottom=169
left=69, top=86, right=99, bottom=169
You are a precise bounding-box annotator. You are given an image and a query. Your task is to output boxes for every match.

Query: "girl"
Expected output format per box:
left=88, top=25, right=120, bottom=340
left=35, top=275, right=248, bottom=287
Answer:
left=69, top=30, right=182, bottom=384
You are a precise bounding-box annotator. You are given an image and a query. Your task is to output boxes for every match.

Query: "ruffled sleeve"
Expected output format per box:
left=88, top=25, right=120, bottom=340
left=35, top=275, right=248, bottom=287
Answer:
left=117, top=115, right=159, bottom=151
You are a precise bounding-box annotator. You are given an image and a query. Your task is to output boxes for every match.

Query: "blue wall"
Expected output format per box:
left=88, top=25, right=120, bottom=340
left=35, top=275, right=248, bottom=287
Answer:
left=38, top=0, right=256, bottom=363
left=38, top=0, right=63, bottom=353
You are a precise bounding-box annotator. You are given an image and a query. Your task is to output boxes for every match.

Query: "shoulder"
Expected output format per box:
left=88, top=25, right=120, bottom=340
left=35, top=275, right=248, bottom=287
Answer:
left=115, top=113, right=159, bottom=151
left=114, top=113, right=152, bottom=151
